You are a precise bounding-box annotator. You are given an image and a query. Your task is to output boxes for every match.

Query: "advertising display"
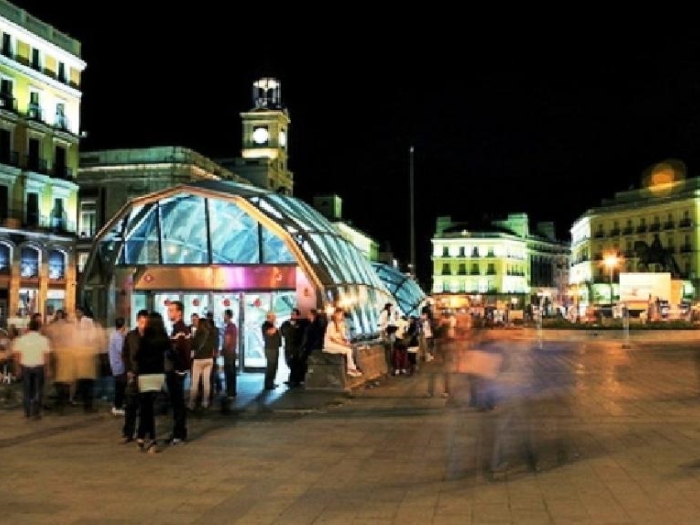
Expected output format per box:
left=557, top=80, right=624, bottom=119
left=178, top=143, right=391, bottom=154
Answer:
left=619, top=272, right=671, bottom=306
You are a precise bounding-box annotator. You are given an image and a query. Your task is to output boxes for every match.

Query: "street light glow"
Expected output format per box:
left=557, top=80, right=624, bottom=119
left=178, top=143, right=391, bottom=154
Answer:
left=604, top=253, right=619, bottom=269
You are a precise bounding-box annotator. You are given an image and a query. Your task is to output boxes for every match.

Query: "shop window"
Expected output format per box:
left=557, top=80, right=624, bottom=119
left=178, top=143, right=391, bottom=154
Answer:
left=48, top=250, right=65, bottom=280
left=20, top=246, right=39, bottom=278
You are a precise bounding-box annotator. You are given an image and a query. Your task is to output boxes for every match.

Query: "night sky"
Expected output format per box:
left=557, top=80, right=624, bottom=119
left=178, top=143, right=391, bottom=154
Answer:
left=12, top=3, right=700, bottom=286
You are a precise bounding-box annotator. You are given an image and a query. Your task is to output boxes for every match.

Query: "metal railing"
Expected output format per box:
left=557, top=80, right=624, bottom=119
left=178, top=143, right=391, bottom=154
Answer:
left=0, top=209, right=76, bottom=233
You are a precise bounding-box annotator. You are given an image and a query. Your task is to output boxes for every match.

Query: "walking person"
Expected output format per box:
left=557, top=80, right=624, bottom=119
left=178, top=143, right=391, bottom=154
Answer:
left=108, top=317, right=127, bottom=416
left=166, top=300, right=191, bottom=445
left=262, top=312, right=282, bottom=390
left=12, top=317, right=52, bottom=419
left=134, top=312, right=168, bottom=454
left=120, top=309, right=148, bottom=444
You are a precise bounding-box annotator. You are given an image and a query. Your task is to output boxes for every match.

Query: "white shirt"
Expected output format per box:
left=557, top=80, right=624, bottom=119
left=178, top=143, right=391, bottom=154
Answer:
left=12, top=331, right=51, bottom=367
left=324, top=319, right=349, bottom=351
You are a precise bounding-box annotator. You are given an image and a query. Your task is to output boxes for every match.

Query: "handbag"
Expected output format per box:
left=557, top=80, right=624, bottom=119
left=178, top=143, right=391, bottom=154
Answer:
left=137, top=373, right=165, bottom=393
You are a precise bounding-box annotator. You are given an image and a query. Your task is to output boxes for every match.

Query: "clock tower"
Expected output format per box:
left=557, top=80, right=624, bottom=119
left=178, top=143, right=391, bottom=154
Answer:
left=238, top=78, right=293, bottom=194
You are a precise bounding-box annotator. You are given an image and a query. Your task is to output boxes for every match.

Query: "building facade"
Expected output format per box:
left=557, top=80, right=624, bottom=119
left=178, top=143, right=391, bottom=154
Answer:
left=569, top=162, right=697, bottom=307
left=0, top=0, right=85, bottom=320
left=75, top=146, right=249, bottom=278
left=432, top=214, right=570, bottom=313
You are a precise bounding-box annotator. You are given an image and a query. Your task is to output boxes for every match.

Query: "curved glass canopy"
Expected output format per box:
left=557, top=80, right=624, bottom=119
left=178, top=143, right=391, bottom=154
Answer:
left=371, top=262, right=427, bottom=317
left=80, top=180, right=395, bottom=336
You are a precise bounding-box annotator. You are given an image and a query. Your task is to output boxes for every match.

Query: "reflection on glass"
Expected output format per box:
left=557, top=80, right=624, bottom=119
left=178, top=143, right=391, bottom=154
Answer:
left=20, top=247, right=39, bottom=278
left=124, top=205, right=159, bottom=264
left=208, top=199, right=260, bottom=264
left=160, top=195, right=208, bottom=264
left=48, top=250, right=65, bottom=280
left=261, top=227, right=295, bottom=264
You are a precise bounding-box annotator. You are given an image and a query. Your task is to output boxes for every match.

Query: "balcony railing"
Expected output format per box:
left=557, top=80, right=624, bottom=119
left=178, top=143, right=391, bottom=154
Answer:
left=0, top=208, right=76, bottom=233
left=26, top=104, right=42, bottom=121
left=594, top=231, right=605, bottom=238
left=609, top=228, right=621, bottom=236
left=52, top=165, right=74, bottom=180
left=622, top=227, right=634, bottom=235
left=54, top=113, right=71, bottom=132
left=679, top=218, right=692, bottom=228
left=0, top=93, right=17, bottom=112
left=663, top=221, right=675, bottom=229
left=24, top=155, right=47, bottom=174
left=649, top=223, right=661, bottom=232
left=0, top=149, right=19, bottom=167
left=636, top=225, right=648, bottom=233
left=680, top=244, right=692, bottom=253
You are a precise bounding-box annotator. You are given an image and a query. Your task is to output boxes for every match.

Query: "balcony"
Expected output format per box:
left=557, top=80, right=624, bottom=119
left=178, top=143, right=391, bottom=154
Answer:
left=609, top=228, right=621, bottom=236
left=0, top=93, right=17, bottom=112
left=0, top=149, right=19, bottom=167
left=52, top=165, right=74, bottom=180
left=54, top=113, right=72, bottom=133
left=679, top=218, right=692, bottom=228
left=663, top=221, right=675, bottom=230
left=622, top=227, right=634, bottom=235
left=680, top=244, right=692, bottom=253
left=636, top=225, right=648, bottom=233
left=24, top=155, right=48, bottom=174
left=594, top=231, right=605, bottom=238
left=0, top=208, right=76, bottom=233
left=26, top=104, right=42, bottom=122
left=649, top=223, right=661, bottom=232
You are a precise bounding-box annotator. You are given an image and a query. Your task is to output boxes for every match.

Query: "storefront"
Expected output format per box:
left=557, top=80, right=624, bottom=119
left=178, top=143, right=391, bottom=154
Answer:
left=78, top=180, right=397, bottom=371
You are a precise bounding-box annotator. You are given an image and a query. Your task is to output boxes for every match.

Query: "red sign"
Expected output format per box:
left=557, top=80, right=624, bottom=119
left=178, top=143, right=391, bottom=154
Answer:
left=223, top=299, right=230, bottom=307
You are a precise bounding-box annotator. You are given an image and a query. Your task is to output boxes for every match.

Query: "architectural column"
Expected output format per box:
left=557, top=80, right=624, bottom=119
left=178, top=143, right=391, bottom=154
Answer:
left=8, top=251, right=20, bottom=317
left=38, top=259, right=48, bottom=318
left=64, top=253, right=76, bottom=314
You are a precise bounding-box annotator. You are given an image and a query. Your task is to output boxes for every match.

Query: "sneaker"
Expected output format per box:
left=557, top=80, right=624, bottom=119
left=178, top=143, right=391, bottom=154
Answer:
left=394, top=369, right=400, bottom=376
left=169, top=438, right=185, bottom=446
left=401, top=369, right=408, bottom=375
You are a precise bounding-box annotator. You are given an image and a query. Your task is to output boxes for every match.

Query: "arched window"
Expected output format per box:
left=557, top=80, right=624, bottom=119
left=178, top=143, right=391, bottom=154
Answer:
left=0, top=243, right=10, bottom=274
left=48, top=249, right=66, bottom=280
left=20, top=246, right=40, bottom=278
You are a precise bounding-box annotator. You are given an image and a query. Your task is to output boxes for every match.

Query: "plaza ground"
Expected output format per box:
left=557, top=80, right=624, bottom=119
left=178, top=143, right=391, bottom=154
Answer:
left=1, top=334, right=700, bottom=524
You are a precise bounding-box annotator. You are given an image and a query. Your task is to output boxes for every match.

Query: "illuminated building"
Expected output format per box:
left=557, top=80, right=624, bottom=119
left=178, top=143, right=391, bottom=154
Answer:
left=0, top=0, right=85, bottom=319
left=569, top=160, right=696, bottom=307
left=216, top=77, right=293, bottom=195
left=78, top=180, right=399, bottom=368
left=431, top=214, right=570, bottom=312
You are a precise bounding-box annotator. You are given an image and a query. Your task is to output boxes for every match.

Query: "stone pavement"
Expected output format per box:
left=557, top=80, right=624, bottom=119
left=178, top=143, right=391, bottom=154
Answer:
left=1, top=335, right=700, bottom=524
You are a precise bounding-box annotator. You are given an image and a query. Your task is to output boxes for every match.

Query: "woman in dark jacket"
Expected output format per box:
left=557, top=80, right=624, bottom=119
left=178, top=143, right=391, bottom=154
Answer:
left=134, top=311, right=168, bottom=453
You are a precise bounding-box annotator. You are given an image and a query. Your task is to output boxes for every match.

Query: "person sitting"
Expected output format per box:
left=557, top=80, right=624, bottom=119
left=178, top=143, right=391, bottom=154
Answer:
left=323, top=308, right=362, bottom=378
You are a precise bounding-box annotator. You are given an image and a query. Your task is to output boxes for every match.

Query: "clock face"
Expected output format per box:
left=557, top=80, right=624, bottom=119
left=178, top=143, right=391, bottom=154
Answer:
left=252, top=127, right=269, bottom=144
left=279, top=130, right=287, bottom=147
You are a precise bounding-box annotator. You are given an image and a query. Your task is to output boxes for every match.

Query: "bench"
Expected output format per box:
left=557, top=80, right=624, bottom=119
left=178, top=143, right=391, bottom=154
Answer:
left=305, top=342, right=388, bottom=392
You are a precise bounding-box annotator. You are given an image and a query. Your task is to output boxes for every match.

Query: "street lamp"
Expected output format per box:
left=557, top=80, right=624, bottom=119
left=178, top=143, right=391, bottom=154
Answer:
left=603, top=253, right=619, bottom=304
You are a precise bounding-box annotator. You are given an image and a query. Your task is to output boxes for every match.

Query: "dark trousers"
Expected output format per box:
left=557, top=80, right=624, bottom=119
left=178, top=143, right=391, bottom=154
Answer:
left=137, top=391, right=158, bottom=441
left=75, top=378, right=95, bottom=411
left=53, top=381, right=70, bottom=414
left=264, top=347, right=279, bottom=389
left=122, top=379, right=140, bottom=438
left=166, top=371, right=187, bottom=440
left=22, top=365, right=44, bottom=417
left=113, top=374, right=127, bottom=409
left=223, top=356, right=237, bottom=396
left=288, top=353, right=307, bottom=385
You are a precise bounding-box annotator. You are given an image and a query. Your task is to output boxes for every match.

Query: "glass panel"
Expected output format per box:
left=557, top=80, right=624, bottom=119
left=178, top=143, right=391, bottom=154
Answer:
left=261, top=227, right=295, bottom=263
left=48, top=250, right=65, bottom=280
left=257, top=197, right=284, bottom=220
left=242, top=293, right=271, bottom=368
left=0, top=243, right=9, bottom=274
left=124, top=205, right=159, bottom=264
left=208, top=199, right=260, bottom=264
left=160, top=195, right=208, bottom=264
left=130, top=292, right=148, bottom=329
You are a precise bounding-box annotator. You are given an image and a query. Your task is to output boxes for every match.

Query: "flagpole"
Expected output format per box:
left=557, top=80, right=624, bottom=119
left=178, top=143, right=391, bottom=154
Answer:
left=410, top=146, right=416, bottom=278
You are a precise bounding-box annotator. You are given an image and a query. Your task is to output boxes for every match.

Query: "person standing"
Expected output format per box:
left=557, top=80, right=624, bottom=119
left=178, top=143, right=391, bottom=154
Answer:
left=299, top=309, right=325, bottom=383
left=166, top=300, right=191, bottom=445
left=280, top=308, right=309, bottom=387
left=120, top=309, right=148, bottom=444
left=261, top=312, right=282, bottom=390
left=108, top=317, right=127, bottom=416
left=12, top=317, right=51, bottom=419
left=133, top=312, right=168, bottom=454
left=222, top=309, right=238, bottom=398
left=188, top=317, right=216, bottom=410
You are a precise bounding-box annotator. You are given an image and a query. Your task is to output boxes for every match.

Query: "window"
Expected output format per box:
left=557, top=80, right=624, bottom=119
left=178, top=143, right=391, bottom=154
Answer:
left=20, top=247, right=39, bottom=278
left=58, top=62, right=67, bottom=83
left=26, top=193, right=39, bottom=226
left=1, top=33, right=12, bottom=57
left=28, top=91, right=41, bottom=120
left=48, top=250, right=65, bottom=280
left=0, top=185, right=7, bottom=219
left=77, top=252, right=89, bottom=273
left=31, top=48, right=41, bottom=70
left=0, top=243, right=9, bottom=274
left=79, top=201, right=97, bottom=237
left=0, top=129, right=11, bottom=165
left=55, top=102, right=68, bottom=129
left=52, top=198, right=65, bottom=230
left=441, top=246, right=449, bottom=257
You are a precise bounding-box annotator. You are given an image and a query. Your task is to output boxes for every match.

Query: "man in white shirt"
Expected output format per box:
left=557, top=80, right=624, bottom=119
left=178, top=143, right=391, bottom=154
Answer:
left=324, top=308, right=362, bottom=377
left=13, top=317, right=52, bottom=419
